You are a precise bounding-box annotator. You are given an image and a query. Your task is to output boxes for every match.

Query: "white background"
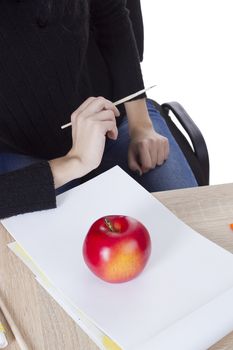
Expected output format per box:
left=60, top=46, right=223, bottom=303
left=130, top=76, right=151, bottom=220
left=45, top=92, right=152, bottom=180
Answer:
left=141, top=0, right=233, bottom=185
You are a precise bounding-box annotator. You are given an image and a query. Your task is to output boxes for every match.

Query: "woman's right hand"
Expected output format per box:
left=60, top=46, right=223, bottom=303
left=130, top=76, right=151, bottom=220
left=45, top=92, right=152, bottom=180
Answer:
left=49, top=97, right=120, bottom=188
left=67, top=96, right=120, bottom=173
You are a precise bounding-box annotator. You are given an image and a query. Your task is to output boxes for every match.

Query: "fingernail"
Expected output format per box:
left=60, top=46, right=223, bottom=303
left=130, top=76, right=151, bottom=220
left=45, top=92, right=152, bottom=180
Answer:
left=135, top=170, right=142, bottom=176
left=116, top=108, right=121, bottom=117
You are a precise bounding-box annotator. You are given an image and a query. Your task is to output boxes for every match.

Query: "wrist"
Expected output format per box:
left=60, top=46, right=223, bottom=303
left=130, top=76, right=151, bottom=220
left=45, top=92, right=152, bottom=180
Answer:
left=129, top=120, right=153, bottom=137
left=124, top=98, right=153, bottom=136
left=49, top=156, right=87, bottom=189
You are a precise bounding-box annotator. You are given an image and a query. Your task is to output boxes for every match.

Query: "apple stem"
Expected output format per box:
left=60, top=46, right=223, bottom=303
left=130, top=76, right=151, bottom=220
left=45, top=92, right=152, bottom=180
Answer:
left=104, top=218, right=114, bottom=232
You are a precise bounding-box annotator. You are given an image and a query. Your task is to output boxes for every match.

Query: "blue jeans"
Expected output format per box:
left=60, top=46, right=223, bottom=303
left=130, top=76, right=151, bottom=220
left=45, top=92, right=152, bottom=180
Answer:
left=0, top=100, right=197, bottom=193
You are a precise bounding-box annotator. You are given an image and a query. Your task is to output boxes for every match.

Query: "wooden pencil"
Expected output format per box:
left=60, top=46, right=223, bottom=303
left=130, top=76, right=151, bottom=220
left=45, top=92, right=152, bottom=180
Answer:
left=0, top=294, right=29, bottom=350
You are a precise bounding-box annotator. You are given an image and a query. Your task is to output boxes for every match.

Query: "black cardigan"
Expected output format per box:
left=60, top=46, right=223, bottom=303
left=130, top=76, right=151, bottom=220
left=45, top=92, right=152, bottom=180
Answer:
left=0, top=0, right=145, bottom=219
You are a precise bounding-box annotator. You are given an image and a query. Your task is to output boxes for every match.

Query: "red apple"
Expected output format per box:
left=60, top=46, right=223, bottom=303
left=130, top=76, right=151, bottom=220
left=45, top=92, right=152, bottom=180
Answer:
left=82, top=215, right=151, bottom=283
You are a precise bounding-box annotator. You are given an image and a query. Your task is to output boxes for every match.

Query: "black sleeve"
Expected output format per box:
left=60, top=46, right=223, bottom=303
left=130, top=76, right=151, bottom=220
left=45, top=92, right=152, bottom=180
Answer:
left=126, top=0, right=144, bottom=61
left=0, top=161, right=56, bottom=219
left=90, top=0, right=146, bottom=101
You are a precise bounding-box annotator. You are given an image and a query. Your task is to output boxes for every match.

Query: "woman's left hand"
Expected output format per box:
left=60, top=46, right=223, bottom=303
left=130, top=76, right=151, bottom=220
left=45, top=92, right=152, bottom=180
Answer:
left=128, top=126, right=169, bottom=175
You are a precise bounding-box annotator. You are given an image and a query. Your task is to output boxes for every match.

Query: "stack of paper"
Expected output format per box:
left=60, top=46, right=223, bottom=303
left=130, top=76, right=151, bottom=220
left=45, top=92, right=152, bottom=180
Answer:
left=2, top=166, right=233, bottom=350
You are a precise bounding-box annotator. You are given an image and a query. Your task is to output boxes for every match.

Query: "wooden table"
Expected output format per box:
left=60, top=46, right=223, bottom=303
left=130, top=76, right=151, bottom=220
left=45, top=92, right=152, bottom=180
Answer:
left=1, top=183, right=233, bottom=350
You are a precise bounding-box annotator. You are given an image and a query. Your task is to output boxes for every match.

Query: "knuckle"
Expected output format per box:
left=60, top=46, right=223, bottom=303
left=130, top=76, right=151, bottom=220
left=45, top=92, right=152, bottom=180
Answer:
left=149, top=138, right=156, bottom=146
left=97, top=96, right=105, bottom=104
left=139, top=139, right=148, bottom=148
left=88, top=96, right=96, bottom=102
left=154, top=137, right=160, bottom=144
left=106, top=110, right=115, bottom=119
left=163, top=137, right=169, bottom=145
left=71, top=112, right=77, bottom=124
left=110, top=110, right=115, bottom=119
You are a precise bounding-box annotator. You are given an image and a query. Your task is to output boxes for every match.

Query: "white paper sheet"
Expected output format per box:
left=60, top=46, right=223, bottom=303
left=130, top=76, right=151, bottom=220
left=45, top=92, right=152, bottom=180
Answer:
left=8, top=242, right=108, bottom=350
left=2, top=166, right=233, bottom=350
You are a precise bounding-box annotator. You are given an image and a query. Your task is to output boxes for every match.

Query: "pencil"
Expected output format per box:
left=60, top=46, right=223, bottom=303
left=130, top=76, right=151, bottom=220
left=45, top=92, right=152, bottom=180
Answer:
left=61, top=85, right=156, bottom=129
left=0, top=322, right=8, bottom=349
left=0, top=295, right=29, bottom=350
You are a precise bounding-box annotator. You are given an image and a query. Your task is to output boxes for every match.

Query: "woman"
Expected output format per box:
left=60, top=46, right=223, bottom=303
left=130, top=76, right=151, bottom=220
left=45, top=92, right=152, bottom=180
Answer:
left=0, top=0, right=197, bottom=219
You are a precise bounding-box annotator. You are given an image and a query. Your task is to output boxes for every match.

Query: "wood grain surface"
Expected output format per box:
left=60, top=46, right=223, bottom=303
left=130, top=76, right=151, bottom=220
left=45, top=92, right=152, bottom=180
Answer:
left=0, top=183, right=233, bottom=350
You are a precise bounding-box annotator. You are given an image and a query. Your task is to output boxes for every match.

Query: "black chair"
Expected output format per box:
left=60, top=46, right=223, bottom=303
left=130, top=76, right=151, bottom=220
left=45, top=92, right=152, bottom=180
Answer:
left=149, top=99, right=209, bottom=186
left=127, top=0, right=210, bottom=186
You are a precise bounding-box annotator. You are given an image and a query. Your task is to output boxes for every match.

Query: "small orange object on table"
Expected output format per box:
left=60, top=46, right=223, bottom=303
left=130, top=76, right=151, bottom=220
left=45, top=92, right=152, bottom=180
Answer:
left=230, top=223, right=233, bottom=230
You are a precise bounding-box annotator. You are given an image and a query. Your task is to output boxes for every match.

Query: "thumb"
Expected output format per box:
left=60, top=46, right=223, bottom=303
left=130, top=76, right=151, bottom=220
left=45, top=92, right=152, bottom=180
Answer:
left=107, top=126, right=118, bottom=140
left=128, top=147, right=142, bottom=175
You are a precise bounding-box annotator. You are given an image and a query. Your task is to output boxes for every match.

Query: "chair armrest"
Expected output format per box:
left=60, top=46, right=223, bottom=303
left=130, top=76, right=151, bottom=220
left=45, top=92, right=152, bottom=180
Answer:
left=161, top=101, right=209, bottom=184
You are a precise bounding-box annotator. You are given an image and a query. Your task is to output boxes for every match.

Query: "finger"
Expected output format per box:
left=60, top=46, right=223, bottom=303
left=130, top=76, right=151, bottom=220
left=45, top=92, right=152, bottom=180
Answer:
left=92, top=110, right=116, bottom=122
left=71, top=102, right=117, bottom=137
left=72, top=109, right=116, bottom=128
left=72, top=97, right=96, bottom=117
left=149, top=141, right=158, bottom=168
left=80, top=97, right=120, bottom=119
left=107, top=125, right=118, bottom=140
left=102, top=120, right=118, bottom=140
left=71, top=97, right=96, bottom=131
left=164, top=138, right=170, bottom=160
left=128, top=147, right=142, bottom=173
left=162, top=137, right=169, bottom=161
left=138, top=142, right=153, bottom=173
left=157, top=141, right=165, bottom=166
